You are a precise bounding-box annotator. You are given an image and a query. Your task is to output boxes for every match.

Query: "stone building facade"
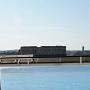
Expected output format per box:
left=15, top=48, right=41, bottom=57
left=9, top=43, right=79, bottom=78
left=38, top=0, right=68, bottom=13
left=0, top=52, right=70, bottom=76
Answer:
left=18, top=46, right=66, bottom=57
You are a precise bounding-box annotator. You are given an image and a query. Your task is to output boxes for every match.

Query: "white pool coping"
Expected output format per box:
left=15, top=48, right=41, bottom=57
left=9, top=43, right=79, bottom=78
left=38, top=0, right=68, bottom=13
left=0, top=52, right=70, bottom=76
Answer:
left=0, top=63, right=90, bottom=69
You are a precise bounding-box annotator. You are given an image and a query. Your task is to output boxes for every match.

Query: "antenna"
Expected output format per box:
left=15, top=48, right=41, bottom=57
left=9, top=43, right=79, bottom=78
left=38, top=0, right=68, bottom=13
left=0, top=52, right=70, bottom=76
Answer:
left=82, top=46, right=84, bottom=52
left=82, top=46, right=84, bottom=56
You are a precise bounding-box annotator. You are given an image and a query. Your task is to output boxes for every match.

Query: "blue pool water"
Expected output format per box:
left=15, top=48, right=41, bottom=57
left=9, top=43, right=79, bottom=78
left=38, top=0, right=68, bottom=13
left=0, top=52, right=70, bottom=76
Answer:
left=1, top=66, right=90, bottom=90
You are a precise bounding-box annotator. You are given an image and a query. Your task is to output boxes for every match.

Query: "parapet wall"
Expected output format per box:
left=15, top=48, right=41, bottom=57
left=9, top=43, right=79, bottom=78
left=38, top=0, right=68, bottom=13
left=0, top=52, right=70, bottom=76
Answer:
left=0, top=56, right=90, bottom=64
left=35, top=57, right=90, bottom=63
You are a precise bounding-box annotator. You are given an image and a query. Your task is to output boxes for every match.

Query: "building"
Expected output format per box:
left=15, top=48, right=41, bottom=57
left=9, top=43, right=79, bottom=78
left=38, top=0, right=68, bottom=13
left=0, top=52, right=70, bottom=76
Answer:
left=18, top=46, right=66, bottom=57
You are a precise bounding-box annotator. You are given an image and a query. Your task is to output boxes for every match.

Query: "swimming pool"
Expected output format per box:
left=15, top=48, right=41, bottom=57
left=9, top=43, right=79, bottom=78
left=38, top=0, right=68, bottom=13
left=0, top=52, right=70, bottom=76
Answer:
left=1, top=66, right=90, bottom=90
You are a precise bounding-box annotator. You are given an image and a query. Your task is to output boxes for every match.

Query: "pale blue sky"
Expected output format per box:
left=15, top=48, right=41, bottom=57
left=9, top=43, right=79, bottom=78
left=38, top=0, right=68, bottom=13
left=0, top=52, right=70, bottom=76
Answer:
left=0, top=0, right=90, bottom=50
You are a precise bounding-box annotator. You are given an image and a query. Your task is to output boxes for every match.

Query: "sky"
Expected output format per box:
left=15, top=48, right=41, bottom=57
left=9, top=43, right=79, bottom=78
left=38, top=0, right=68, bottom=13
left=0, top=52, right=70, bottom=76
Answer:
left=0, top=0, right=90, bottom=50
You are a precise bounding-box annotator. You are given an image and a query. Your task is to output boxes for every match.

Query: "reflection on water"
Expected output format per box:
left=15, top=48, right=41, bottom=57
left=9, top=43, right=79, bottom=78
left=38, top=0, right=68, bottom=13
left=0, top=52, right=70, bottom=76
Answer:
left=1, top=66, right=90, bottom=90
left=0, top=69, right=1, bottom=90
